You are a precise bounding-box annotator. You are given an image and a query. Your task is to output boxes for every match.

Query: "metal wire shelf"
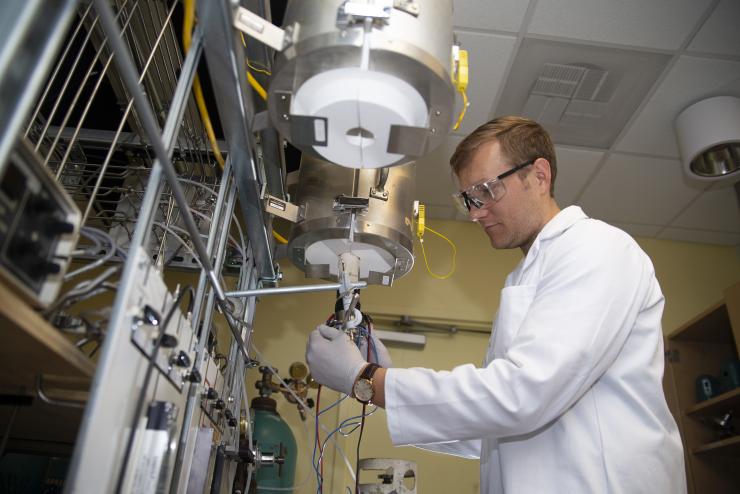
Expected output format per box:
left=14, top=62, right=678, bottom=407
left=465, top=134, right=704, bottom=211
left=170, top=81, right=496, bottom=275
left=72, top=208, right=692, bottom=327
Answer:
left=23, top=0, right=226, bottom=268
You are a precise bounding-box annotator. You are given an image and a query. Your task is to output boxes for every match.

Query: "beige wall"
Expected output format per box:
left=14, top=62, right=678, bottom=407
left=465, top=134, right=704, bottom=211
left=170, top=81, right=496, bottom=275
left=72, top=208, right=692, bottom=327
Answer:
left=249, top=218, right=740, bottom=493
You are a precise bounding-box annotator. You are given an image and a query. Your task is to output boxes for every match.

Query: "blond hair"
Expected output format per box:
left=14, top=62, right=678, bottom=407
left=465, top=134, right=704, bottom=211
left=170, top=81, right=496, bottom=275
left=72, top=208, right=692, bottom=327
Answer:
left=450, top=116, right=557, bottom=196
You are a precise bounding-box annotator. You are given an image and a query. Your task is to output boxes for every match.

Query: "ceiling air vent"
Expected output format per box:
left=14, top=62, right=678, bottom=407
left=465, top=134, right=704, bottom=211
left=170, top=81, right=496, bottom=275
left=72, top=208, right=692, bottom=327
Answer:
left=523, top=63, right=617, bottom=126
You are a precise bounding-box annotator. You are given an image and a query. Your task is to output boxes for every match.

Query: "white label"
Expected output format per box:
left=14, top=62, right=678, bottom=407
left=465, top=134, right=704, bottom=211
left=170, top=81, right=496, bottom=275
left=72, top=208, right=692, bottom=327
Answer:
left=129, top=430, right=168, bottom=494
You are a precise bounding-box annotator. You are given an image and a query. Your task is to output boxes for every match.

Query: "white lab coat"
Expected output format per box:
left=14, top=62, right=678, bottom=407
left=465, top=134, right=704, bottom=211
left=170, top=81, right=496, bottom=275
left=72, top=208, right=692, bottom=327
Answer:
left=384, top=206, right=686, bottom=493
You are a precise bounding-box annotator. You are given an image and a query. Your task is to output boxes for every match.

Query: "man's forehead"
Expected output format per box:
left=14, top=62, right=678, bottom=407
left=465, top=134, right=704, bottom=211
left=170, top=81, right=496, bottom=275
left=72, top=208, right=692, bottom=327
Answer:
left=457, top=141, right=509, bottom=185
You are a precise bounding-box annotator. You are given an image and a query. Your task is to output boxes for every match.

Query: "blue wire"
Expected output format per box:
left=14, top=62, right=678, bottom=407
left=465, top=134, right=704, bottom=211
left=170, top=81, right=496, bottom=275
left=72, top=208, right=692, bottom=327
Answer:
left=314, top=411, right=372, bottom=494
left=318, top=394, right=348, bottom=416
left=314, top=393, right=350, bottom=493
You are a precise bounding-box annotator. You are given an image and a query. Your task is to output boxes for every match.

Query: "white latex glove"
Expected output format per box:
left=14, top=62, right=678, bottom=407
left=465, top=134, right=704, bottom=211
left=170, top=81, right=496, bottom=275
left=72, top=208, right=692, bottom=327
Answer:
left=306, top=324, right=368, bottom=395
left=358, top=333, right=392, bottom=368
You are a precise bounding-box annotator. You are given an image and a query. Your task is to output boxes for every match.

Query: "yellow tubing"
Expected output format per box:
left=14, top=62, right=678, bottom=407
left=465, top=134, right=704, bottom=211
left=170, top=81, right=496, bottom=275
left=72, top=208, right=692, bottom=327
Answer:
left=272, top=230, right=288, bottom=244
left=183, top=0, right=225, bottom=169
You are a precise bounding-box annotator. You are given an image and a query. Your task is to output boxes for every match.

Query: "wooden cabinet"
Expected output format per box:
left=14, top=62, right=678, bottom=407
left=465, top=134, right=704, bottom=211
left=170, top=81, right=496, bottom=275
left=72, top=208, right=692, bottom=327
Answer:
left=664, top=281, right=740, bottom=493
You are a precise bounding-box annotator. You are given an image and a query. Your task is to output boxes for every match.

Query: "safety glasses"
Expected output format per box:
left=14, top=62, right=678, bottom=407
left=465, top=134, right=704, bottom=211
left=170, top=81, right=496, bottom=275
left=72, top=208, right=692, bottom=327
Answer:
left=452, top=159, right=535, bottom=213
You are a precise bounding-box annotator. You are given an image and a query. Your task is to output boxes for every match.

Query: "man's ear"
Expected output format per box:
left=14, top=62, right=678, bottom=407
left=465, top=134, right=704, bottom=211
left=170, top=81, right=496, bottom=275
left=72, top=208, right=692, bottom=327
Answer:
left=532, top=158, right=552, bottom=193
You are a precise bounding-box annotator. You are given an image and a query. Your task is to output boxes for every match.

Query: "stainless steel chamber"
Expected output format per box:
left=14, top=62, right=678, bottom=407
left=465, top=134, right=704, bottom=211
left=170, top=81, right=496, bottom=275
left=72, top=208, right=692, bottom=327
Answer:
left=267, top=0, right=456, bottom=168
left=288, top=154, right=416, bottom=285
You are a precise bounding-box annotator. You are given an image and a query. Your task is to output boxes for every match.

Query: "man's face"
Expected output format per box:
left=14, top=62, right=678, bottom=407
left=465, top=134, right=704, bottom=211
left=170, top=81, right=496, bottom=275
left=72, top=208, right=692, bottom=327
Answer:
left=456, top=141, right=542, bottom=251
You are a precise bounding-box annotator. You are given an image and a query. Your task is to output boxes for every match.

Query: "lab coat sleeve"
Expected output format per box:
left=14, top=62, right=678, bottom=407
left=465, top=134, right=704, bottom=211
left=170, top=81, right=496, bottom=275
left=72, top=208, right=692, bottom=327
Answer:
left=412, top=439, right=481, bottom=459
left=385, top=227, right=655, bottom=446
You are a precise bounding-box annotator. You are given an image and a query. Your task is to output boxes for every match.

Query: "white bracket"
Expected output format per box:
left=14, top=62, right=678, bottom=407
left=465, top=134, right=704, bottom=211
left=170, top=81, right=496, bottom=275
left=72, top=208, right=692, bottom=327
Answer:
left=232, top=6, right=299, bottom=52
left=263, top=194, right=304, bottom=223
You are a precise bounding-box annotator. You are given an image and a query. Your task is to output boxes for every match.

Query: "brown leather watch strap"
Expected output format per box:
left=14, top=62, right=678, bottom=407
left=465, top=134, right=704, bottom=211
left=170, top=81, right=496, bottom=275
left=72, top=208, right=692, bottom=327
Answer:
left=359, top=363, right=380, bottom=381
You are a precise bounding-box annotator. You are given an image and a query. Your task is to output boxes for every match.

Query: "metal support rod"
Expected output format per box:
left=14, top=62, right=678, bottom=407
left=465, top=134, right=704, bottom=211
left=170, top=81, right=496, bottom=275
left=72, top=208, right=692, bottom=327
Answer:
left=93, top=0, right=227, bottom=302
left=36, top=375, right=87, bottom=409
left=226, top=282, right=368, bottom=299
left=198, top=0, right=277, bottom=282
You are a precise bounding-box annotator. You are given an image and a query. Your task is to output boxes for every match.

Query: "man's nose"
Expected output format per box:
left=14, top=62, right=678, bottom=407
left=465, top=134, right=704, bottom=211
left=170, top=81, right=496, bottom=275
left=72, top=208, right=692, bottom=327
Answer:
left=468, top=206, right=488, bottom=222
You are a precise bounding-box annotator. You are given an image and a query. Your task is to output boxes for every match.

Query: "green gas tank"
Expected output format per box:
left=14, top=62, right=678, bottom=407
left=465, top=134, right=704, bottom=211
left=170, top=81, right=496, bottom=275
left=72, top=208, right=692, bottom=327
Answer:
left=251, top=397, right=297, bottom=493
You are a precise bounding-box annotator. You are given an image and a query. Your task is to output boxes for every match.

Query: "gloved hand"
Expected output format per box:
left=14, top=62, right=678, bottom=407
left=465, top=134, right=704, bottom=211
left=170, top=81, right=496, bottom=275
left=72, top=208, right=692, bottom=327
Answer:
left=306, top=324, right=368, bottom=395
left=358, top=332, right=392, bottom=368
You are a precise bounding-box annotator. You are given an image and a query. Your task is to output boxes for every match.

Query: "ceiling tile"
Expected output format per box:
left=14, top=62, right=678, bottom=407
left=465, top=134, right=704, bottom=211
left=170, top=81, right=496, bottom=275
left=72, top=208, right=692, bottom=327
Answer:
left=453, top=31, right=517, bottom=135
left=616, top=56, right=740, bottom=157
left=658, top=227, right=740, bottom=246
left=687, top=0, right=740, bottom=57
left=609, top=222, right=663, bottom=239
left=414, top=135, right=463, bottom=206
left=670, top=186, right=740, bottom=232
left=527, top=0, right=711, bottom=50
left=496, top=38, right=670, bottom=148
left=452, top=0, right=530, bottom=32
left=552, top=146, right=604, bottom=207
left=579, top=153, right=704, bottom=225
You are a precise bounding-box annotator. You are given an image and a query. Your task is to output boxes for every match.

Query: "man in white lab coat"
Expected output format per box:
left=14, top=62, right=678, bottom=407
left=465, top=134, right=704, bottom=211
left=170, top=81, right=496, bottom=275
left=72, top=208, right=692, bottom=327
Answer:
left=306, top=116, right=686, bottom=493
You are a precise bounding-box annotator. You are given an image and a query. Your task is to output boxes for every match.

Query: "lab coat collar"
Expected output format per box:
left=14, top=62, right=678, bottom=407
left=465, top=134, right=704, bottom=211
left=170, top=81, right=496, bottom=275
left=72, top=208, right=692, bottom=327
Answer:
left=520, top=205, right=588, bottom=274
left=537, top=205, right=588, bottom=242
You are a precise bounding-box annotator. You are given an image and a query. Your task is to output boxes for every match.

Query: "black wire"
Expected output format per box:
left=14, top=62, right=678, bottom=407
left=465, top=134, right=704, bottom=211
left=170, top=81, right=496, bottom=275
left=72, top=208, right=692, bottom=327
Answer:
left=114, top=285, right=194, bottom=494
left=355, top=404, right=367, bottom=494
left=354, top=322, right=374, bottom=494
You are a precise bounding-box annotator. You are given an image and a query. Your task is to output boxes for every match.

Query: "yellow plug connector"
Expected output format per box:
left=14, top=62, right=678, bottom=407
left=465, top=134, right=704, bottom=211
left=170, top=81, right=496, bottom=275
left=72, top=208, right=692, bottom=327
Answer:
left=413, top=201, right=457, bottom=280
left=452, top=47, right=469, bottom=131
left=415, top=202, right=426, bottom=239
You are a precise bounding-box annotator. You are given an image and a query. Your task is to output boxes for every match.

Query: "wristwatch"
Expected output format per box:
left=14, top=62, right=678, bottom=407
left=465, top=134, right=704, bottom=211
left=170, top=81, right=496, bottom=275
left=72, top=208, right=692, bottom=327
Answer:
left=352, top=363, right=380, bottom=404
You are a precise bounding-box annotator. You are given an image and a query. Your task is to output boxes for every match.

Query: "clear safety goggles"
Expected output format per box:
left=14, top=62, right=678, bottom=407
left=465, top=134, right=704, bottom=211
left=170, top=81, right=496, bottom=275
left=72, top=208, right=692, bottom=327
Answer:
left=452, top=159, right=535, bottom=213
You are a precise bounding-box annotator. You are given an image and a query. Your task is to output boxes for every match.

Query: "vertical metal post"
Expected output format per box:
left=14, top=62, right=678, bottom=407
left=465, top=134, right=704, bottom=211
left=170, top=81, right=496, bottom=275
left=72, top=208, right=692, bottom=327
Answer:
left=170, top=159, right=239, bottom=492
left=197, top=0, right=277, bottom=282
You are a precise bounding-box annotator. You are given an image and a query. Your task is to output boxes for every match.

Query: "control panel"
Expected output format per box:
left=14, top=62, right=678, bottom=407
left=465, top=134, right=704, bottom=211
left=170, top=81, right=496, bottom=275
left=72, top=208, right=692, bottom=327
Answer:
left=0, top=138, right=80, bottom=307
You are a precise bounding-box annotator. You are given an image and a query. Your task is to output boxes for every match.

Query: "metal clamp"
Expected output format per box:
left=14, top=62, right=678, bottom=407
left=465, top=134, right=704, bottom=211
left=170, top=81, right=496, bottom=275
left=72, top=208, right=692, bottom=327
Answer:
left=333, top=195, right=370, bottom=213
left=393, top=0, right=420, bottom=16
left=370, top=168, right=390, bottom=201
left=337, top=0, right=393, bottom=28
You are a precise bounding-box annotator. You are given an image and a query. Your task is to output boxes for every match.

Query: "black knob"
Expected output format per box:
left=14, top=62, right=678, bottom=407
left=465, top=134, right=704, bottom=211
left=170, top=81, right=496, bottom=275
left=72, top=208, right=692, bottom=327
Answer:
left=45, top=219, right=74, bottom=235
left=224, top=408, right=234, bottom=421
left=306, top=398, right=315, bottom=408
left=213, top=399, right=225, bottom=410
left=28, top=195, right=54, bottom=214
left=158, top=334, right=178, bottom=348
left=30, top=261, right=61, bottom=277
left=171, top=350, right=191, bottom=368
left=187, top=368, right=202, bottom=383
left=205, top=387, right=218, bottom=400
left=227, top=417, right=238, bottom=428
left=141, top=306, right=161, bottom=326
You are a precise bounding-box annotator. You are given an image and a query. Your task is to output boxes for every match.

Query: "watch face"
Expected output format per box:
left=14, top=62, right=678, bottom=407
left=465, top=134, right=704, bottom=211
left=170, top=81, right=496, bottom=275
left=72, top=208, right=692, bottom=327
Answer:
left=353, top=378, right=374, bottom=402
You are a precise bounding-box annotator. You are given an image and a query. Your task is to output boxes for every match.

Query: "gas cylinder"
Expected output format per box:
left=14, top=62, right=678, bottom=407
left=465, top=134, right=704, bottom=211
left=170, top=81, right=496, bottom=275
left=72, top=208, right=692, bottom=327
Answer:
left=251, top=397, right=297, bottom=493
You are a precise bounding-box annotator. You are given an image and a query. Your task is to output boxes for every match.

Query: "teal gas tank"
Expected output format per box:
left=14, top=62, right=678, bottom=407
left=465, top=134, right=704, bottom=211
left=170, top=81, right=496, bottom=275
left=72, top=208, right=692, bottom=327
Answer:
left=251, top=397, right=297, bottom=493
